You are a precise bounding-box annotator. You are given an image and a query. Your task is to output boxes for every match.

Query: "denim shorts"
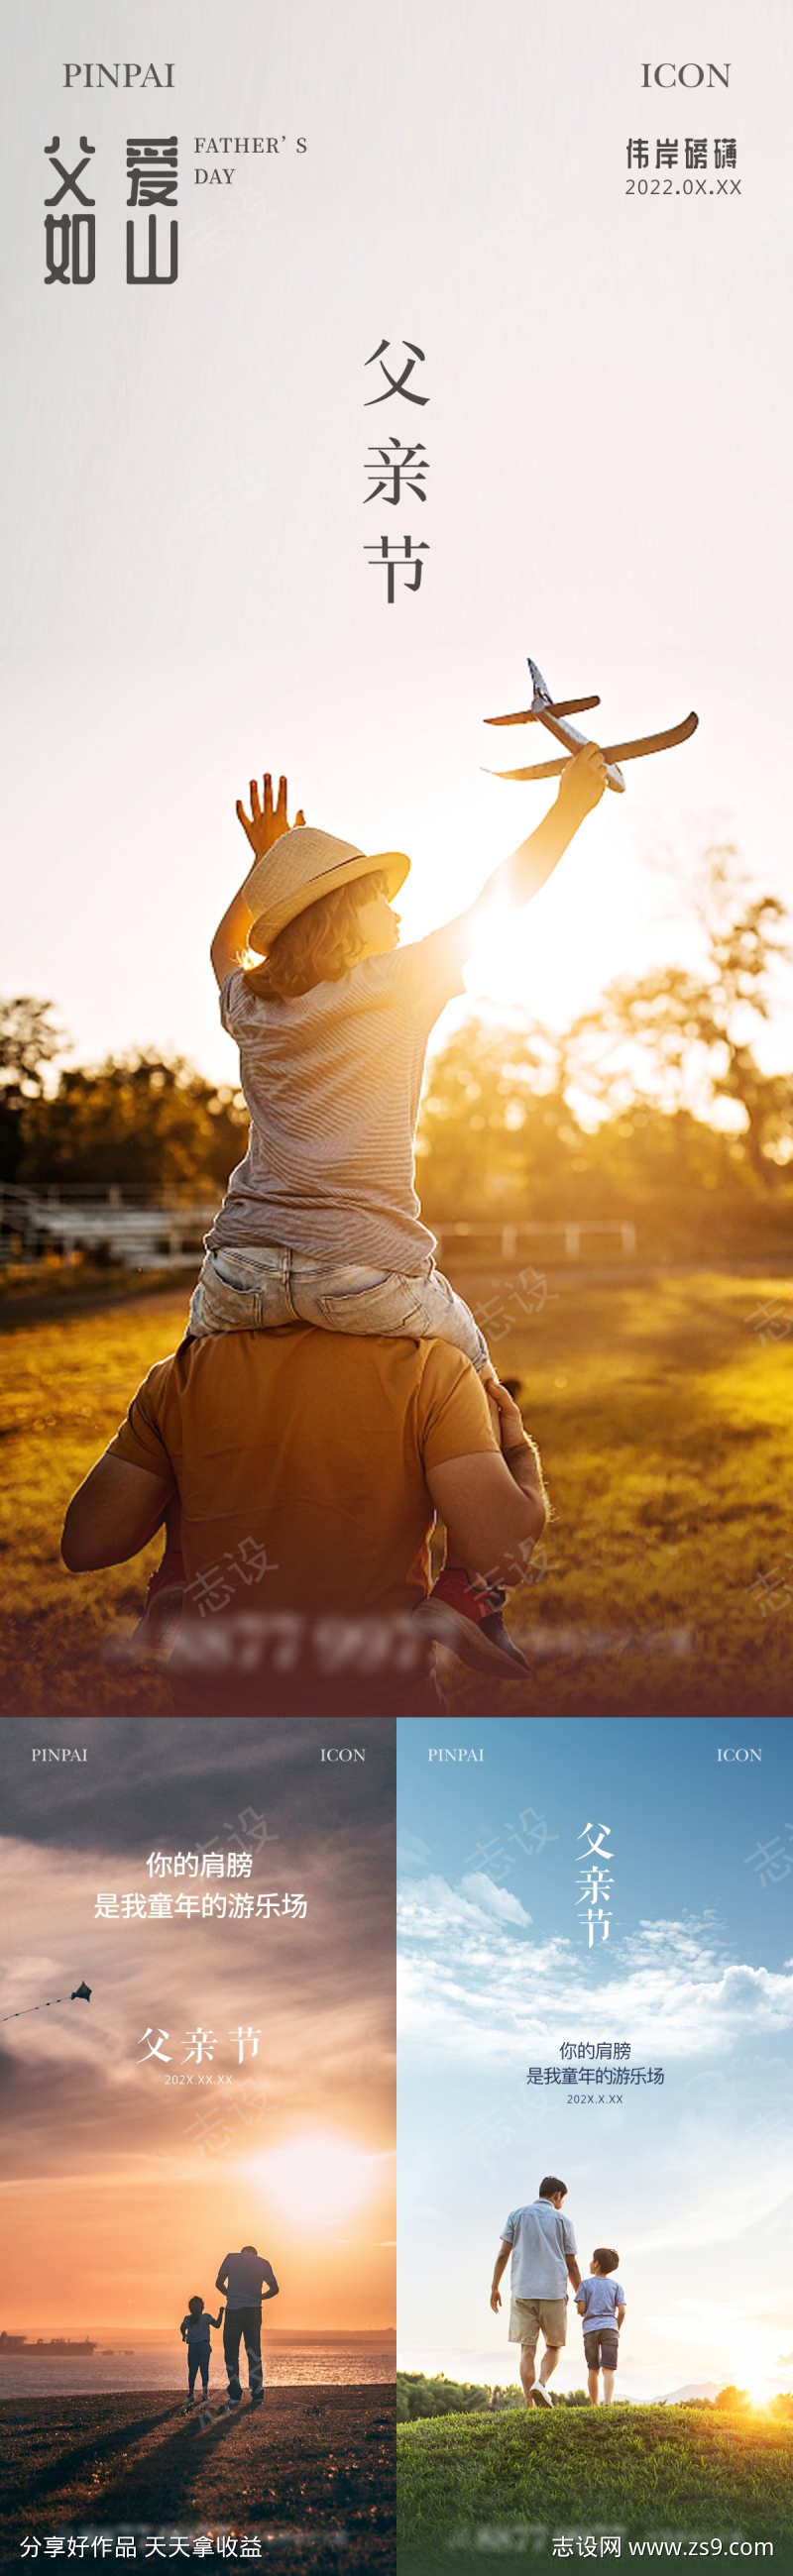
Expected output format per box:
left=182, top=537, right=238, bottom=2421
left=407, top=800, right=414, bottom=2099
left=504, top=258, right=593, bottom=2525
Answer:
left=584, top=2328, right=620, bottom=2371
left=190, top=1244, right=490, bottom=1373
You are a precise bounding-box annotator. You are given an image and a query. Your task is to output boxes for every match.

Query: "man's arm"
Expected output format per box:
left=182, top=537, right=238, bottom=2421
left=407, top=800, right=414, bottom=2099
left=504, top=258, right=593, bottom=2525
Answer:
left=262, top=2263, right=280, bottom=2301
left=215, top=2268, right=229, bottom=2296
left=60, top=1453, right=172, bottom=1571
left=490, top=2241, right=511, bottom=2313
left=562, top=2214, right=581, bottom=2294
left=210, top=771, right=304, bottom=986
left=428, top=1383, right=547, bottom=1590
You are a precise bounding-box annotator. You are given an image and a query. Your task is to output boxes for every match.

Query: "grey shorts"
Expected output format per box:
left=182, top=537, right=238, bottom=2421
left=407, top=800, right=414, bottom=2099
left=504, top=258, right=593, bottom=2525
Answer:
left=584, top=2327, right=619, bottom=2372
left=189, top=1245, right=490, bottom=1372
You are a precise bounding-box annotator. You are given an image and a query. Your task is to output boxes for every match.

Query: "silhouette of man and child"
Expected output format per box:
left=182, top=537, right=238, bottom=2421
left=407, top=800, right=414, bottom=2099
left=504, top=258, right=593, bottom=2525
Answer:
left=180, top=2241, right=279, bottom=2415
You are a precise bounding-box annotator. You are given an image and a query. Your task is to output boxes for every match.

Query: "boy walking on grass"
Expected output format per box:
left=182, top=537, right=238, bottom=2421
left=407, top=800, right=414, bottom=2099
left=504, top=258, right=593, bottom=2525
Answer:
left=576, top=2246, right=626, bottom=2405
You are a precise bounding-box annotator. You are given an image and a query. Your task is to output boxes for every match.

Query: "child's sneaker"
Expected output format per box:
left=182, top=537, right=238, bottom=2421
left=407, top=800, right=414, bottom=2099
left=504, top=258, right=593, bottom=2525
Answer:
left=131, top=1549, right=185, bottom=1653
left=413, top=1567, right=528, bottom=1674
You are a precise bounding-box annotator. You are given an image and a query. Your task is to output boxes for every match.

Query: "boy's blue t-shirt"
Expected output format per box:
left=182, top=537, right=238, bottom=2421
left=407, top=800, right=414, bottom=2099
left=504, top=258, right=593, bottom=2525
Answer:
left=576, top=2274, right=625, bottom=2328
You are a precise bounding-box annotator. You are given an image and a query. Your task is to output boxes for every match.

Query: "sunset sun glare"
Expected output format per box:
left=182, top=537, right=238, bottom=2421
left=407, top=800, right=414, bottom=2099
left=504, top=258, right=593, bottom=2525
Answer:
left=245, top=2133, right=381, bottom=2228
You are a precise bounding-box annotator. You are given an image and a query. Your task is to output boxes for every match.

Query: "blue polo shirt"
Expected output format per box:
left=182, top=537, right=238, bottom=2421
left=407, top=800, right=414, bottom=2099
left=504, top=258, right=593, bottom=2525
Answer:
left=501, top=2199, right=578, bottom=2300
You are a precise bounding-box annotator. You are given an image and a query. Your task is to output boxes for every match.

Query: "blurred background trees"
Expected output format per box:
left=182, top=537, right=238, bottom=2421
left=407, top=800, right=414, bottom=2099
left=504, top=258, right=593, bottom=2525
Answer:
left=3, top=846, right=792, bottom=1252
left=0, top=1000, right=247, bottom=1194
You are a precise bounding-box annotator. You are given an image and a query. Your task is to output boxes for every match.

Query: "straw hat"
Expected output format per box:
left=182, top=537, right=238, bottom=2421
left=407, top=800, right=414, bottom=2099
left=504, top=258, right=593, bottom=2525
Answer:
left=245, top=826, right=410, bottom=955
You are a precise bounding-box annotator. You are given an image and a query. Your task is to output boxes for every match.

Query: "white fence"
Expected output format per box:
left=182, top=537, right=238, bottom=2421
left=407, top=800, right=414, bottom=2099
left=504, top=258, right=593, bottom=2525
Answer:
left=0, top=1185, right=217, bottom=1269
left=435, top=1219, right=637, bottom=1261
left=0, top=1186, right=636, bottom=1272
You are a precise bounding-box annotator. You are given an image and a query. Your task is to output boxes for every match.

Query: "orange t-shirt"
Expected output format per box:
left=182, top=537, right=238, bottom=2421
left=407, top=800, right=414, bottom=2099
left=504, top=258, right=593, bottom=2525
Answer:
left=108, top=1326, right=499, bottom=1619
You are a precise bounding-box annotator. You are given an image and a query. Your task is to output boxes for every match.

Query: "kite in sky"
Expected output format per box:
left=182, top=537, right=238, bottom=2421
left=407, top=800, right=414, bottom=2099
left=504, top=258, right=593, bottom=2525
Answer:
left=0, top=1979, right=92, bottom=2022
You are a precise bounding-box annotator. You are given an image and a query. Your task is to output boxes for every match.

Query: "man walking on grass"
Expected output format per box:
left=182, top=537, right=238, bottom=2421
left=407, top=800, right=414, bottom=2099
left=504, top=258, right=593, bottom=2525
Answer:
left=490, top=2175, right=581, bottom=2408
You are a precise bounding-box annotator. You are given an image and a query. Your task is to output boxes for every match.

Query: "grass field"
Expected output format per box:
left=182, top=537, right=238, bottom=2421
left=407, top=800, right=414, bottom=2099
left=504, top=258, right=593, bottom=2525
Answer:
left=397, top=2405, right=793, bottom=2569
left=0, top=1266, right=791, bottom=1716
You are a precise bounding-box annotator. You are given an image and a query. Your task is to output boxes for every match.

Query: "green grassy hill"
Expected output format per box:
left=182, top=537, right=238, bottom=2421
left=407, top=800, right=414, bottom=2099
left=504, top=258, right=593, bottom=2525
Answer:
left=397, top=2405, right=793, bottom=2571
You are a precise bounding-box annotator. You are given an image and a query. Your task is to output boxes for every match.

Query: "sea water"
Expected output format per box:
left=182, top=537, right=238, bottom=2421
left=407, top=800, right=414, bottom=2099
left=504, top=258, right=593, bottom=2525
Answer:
left=0, top=2338, right=394, bottom=2396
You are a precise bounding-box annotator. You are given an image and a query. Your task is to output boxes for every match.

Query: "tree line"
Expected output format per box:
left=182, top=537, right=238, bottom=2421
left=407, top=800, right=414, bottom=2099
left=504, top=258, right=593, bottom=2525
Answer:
left=3, top=849, right=792, bottom=1253
left=396, top=2372, right=793, bottom=2419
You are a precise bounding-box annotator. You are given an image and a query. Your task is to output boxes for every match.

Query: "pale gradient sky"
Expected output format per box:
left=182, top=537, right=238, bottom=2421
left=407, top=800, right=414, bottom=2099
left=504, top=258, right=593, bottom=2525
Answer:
left=0, top=1720, right=396, bottom=2335
left=3, top=0, right=792, bottom=1084
left=397, top=1718, right=793, bottom=2405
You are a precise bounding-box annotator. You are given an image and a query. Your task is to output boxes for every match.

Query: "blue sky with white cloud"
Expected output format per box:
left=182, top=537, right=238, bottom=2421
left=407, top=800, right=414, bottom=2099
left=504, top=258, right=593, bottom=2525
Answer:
left=396, top=1720, right=793, bottom=2402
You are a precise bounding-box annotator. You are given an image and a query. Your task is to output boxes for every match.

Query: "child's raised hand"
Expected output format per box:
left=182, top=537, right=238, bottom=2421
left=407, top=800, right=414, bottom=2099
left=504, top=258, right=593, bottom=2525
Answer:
left=236, top=772, right=305, bottom=858
left=555, top=742, right=608, bottom=826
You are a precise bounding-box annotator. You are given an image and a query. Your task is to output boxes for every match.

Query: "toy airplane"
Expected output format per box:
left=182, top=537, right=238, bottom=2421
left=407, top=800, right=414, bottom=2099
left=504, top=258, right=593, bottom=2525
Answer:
left=484, top=657, right=699, bottom=794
